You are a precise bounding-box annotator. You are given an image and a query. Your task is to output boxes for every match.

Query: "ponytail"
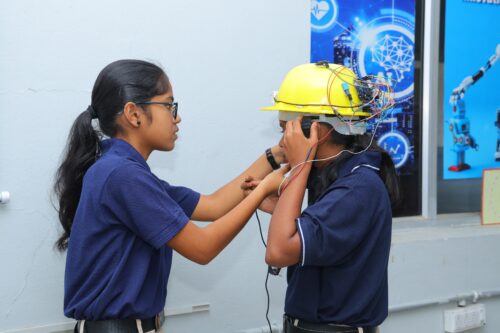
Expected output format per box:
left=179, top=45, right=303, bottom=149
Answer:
left=54, top=108, right=100, bottom=251
left=378, top=149, right=401, bottom=207
left=54, top=59, right=170, bottom=251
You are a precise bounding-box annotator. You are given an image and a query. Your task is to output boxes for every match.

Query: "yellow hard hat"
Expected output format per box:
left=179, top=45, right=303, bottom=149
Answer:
left=261, top=62, right=370, bottom=117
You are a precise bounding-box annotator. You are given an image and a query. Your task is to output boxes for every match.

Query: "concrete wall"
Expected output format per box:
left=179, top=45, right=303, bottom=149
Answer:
left=383, top=217, right=500, bottom=333
left=1, top=1, right=499, bottom=333
left=0, top=1, right=308, bottom=332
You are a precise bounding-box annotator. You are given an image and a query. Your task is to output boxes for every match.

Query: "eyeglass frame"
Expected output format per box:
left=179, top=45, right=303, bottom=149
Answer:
left=136, top=101, right=178, bottom=119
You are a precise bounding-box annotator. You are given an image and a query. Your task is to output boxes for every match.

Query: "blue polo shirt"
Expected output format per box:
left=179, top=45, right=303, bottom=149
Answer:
left=285, top=151, right=392, bottom=327
left=64, top=139, right=200, bottom=320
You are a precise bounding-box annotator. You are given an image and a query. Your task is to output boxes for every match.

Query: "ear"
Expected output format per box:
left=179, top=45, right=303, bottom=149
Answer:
left=122, top=102, right=142, bottom=128
left=316, top=123, right=332, bottom=146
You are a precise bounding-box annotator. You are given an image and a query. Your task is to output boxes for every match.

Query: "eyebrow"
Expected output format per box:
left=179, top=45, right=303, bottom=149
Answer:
left=158, top=95, right=174, bottom=103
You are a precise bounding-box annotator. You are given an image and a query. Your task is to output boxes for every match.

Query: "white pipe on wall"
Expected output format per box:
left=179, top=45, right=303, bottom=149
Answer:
left=0, top=191, right=10, bottom=204
left=389, top=289, right=500, bottom=313
left=3, top=291, right=500, bottom=333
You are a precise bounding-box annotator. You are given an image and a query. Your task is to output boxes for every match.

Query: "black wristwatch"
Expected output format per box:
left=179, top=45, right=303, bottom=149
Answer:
left=265, top=148, right=280, bottom=170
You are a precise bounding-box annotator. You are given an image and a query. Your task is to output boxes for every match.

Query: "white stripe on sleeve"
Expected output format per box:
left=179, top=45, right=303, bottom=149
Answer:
left=297, top=218, right=306, bottom=266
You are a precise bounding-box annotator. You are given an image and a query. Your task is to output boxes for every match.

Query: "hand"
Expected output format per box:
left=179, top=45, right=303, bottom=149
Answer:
left=259, top=195, right=279, bottom=214
left=270, top=145, right=287, bottom=165
left=241, top=175, right=258, bottom=197
left=282, top=116, right=319, bottom=167
left=241, top=176, right=279, bottom=214
left=259, top=164, right=291, bottom=196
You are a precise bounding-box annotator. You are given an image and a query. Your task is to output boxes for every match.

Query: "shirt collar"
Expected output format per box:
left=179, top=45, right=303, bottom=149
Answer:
left=336, top=151, right=382, bottom=179
left=100, top=138, right=150, bottom=171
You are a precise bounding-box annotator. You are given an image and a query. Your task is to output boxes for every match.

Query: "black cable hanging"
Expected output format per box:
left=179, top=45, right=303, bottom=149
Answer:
left=255, top=211, right=273, bottom=333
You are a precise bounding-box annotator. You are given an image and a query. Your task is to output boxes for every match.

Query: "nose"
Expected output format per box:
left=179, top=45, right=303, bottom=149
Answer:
left=174, top=114, right=182, bottom=124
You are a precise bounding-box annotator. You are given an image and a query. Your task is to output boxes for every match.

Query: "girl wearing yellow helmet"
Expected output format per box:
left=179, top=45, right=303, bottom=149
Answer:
left=245, top=63, right=399, bottom=333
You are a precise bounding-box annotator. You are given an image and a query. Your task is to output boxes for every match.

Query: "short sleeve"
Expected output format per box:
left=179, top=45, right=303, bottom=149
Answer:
left=102, top=164, right=189, bottom=249
left=159, top=180, right=200, bottom=218
left=297, top=180, right=377, bottom=267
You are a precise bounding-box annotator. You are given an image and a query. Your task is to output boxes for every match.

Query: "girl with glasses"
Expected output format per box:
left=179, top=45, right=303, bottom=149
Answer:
left=54, top=59, right=288, bottom=333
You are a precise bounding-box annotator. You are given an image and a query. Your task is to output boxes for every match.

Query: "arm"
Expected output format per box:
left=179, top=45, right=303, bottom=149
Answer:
left=241, top=177, right=279, bottom=214
left=168, top=165, right=290, bottom=265
left=265, top=166, right=309, bottom=267
left=266, top=118, right=318, bottom=267
left=191, top=145, right=285, bottom=221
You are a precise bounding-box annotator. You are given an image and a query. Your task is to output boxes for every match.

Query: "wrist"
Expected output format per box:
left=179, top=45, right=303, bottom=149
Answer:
left=270, top=145, right=286, bottom=165
left=290, top=162, right=312, bottom=175
left=289, top=147, right=315, bottom=168
left=251, top=183, right=272, bottom=200
left=265, top=148, right=281, bottom=170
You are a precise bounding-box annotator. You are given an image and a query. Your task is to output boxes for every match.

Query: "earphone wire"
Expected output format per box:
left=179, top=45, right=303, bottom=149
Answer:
left=255, top=210, right=273, bottom=333
left=278, top=119, right=382, bottom=196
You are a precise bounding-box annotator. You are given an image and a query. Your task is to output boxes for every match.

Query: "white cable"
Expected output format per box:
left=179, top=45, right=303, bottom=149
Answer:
left=277, top=120, right=382, bottom=196
left=276, top=64, right=393, bottom=195
left=277, top=174, right=289, bottom=196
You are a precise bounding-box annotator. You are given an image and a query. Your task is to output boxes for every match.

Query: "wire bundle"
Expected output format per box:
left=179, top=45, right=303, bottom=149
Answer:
left=277, top=63, right=395, bottom=195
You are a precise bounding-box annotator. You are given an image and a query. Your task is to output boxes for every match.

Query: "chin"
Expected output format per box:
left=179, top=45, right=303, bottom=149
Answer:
left=166, top=142, right=175, bottom=151
left=156, top=143, right=175, bottom=152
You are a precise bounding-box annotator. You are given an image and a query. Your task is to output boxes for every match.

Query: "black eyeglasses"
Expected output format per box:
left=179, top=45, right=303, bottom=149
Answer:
left=136, top=102, right=178, bottom=119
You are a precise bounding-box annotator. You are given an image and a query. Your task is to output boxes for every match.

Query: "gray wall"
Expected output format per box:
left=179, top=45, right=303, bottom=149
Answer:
left=1, top=1, right=499, bottom=333
left=0, top=1, right=308, bottom=332
left=383, top=218, right=500, bottom=333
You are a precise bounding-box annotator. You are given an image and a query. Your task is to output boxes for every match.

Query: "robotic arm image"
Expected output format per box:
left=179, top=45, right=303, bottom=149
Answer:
left=496, top=109, right=500, bottom=161
left=448, top=44, right=500, bottom=171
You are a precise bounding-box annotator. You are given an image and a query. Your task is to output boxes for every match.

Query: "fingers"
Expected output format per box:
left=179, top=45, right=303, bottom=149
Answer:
left=290, top=116, right=304, bottom=136
left=285, top=119, right=293, bottom=138
left=284, top=116, right=305, bottom=146
left=241, top=177, right=260, bottom=191
left=247, top=180, right=260, bottom=188
left=240, top=183, right=251, bottom=191
left=241, top=176, right=254, bottom=191
left=293, top=116, right=303, bottom=132
left=309, top=121, right=319, bottom=142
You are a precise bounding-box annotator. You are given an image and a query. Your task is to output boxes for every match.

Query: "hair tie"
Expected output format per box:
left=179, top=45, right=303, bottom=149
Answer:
left=87, top=105, right=98, bottom=119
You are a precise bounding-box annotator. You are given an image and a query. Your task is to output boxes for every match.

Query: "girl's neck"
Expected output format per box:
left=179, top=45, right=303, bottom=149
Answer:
left=313, top=143, right=345, bottom=169
left=114, top=134, right=152, bottom=160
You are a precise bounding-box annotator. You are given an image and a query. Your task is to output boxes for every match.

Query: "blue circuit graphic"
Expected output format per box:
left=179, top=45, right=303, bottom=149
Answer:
left=311, top=0, right=417, bottom=175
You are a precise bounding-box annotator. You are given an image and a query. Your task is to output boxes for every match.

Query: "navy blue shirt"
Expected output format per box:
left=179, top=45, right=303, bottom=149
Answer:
left=285, top=152, right=392, bottom=327
left=64, top=139, right=200, bottom=320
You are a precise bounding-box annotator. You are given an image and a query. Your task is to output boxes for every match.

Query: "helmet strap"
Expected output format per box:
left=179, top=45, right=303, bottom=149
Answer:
left=278, top=111, right=366, bottom=135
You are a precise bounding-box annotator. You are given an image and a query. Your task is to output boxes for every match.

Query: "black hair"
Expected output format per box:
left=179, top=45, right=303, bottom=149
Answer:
left=307, top=125, right=401, bottom=209
left=54, top=59, right=170, bottom=251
